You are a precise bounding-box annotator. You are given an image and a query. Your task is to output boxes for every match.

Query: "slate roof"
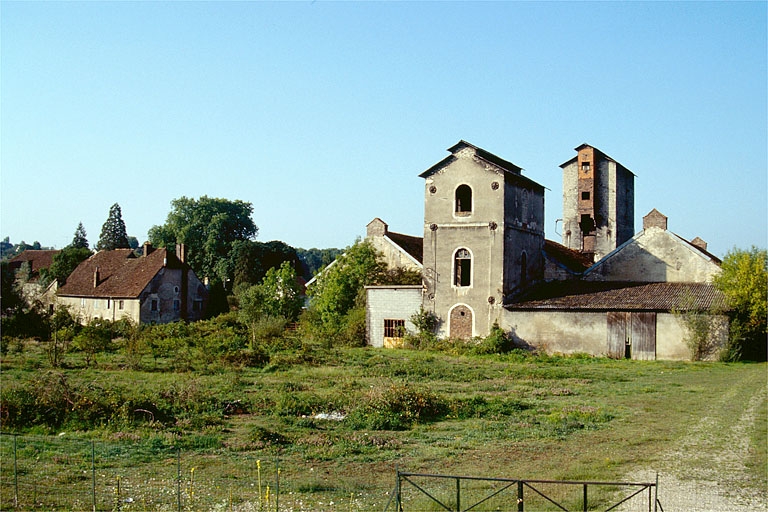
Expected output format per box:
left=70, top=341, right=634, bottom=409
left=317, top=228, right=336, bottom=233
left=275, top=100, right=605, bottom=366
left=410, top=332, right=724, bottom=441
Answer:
left=57, top=248, right=182, bottom=299
left=8, top=250, right=60, bottom=281
left=386, top=231, right=424, bottom=264
left=506, top=281, right=727, bottom=312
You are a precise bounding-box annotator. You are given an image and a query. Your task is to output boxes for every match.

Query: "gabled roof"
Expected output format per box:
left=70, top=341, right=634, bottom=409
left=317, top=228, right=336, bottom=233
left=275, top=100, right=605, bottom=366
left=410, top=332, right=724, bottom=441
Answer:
left=57, top=248, right=183, bottom=299
left=419, top=140, right=523, bottom=178
left=543, top=240, right=593, bottom=274
left=385, top=231, right=423, bottom=265
left=559, top=143, right=635, bottom=176
left=506, top=281, right=727, bottom=312
left=8, top=250, right=60, bottom=281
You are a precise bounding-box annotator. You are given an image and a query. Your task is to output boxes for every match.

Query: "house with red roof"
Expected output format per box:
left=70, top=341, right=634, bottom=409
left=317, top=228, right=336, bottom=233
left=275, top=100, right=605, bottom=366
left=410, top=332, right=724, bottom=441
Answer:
left=57, top=244, right=208, bottom=325
left=7, top=249, right=60, bottom=311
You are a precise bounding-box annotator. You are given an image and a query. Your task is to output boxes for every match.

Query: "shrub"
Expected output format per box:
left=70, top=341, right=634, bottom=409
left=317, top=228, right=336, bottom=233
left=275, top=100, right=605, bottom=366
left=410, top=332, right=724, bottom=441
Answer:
left=346, top=383, right=447, bottom=430
left=472, top=322, right=515, bottom=355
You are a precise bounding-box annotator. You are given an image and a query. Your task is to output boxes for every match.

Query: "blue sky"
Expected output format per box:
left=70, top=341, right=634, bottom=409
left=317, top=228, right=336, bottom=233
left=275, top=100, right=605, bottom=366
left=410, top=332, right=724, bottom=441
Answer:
left=2, top=1, right=766, bottom=258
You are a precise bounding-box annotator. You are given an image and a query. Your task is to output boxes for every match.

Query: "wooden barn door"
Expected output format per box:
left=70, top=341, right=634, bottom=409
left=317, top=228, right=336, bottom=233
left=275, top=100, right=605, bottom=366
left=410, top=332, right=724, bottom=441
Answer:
left=607, top=312, right=657, bottom=360
left=630, top=313, right=656, bottom=360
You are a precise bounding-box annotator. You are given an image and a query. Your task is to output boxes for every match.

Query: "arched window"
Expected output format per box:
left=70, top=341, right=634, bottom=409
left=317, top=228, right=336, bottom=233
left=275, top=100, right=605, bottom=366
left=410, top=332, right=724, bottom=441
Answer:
left=454, top=248, right=472, bottom=287
left=455, top=185, right=472, bottom=215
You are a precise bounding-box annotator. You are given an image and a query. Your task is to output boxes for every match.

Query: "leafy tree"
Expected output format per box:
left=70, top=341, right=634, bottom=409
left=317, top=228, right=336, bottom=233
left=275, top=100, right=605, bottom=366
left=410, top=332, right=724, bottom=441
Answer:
left=259, top=261, right=304, bottom=321
left=226, top=240, right=300, bottom=291
left=40, top=247, right=92, bottom=286
left=148, top=196, right=257, bottom=284
left=296, top=247, right=343, bottom=280
left=71, top=222, right=89, bottom=249
left=127, top=236, right=139, bottom=250
left=0, top=237, right=14, bottom=259
left=713, top=246, right=767, bottom=361
left=306, top=240, right=387, bottom=343
left=96, top=203, right=130, bottom=251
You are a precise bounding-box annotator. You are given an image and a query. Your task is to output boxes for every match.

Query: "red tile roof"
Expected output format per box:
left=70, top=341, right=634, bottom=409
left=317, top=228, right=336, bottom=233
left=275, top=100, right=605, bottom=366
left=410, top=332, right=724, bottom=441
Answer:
left=506, top=281, right=727, bottom=312
left=544, top=240, right=593, bottom=273
left=57, top=248, right=181, bottom=299
left=8, top=250, right=60, bottom=281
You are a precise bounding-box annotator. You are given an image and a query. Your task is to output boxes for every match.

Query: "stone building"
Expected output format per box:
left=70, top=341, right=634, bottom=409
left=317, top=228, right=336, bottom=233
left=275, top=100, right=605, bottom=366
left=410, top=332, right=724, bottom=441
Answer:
left=57, top=244, right=208, bottom=325
left=362, top=140, right=726, bottom=359
left=420, top=140, right=545, bottom=339
left=560, top=144, right=635, bottom=262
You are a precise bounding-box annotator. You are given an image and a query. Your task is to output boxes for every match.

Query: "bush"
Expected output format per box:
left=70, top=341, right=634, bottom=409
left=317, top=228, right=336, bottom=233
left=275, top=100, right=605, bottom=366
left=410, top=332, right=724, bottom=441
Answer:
left=472, top=323, right=515, bottom=355
left=345, top=383, right=447, bottom=430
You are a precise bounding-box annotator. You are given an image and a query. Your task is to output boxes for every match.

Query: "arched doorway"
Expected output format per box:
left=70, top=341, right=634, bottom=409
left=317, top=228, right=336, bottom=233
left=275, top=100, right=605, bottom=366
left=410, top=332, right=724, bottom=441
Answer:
left=449, top=304, right=473, bottom=339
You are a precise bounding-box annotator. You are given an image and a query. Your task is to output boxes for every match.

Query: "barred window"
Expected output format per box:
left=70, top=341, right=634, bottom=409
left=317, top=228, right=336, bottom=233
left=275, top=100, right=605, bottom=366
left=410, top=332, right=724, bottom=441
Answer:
left=384, top=319, right=405, bottom=338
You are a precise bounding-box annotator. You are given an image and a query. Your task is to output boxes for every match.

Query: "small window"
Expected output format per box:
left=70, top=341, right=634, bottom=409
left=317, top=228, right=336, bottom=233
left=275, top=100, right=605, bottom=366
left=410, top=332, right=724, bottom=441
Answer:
left=193, top=299, right=203, bottom=313
left=454, top=248, right=472, bottom=287
left=384, top=319, right=405, bottom=338
left=151, top=299, right=159, bottom=312
left=173, top=299, right=181, bottom=312
left=106, top=299, right=111, bottom=310
left=581, top=191, right=590, bottom=200
left=455, top=185, right=472, bottom=215
left=118, top=300, right=124, bottom=310
left=581, top=162, right=591, bottom=172
left=174, top=286, right=180, bottom=294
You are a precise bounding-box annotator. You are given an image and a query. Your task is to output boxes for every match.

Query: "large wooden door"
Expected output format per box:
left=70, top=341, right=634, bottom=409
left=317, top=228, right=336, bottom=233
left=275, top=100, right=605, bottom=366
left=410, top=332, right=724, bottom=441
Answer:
left=607, top=312, right=656, bottom=360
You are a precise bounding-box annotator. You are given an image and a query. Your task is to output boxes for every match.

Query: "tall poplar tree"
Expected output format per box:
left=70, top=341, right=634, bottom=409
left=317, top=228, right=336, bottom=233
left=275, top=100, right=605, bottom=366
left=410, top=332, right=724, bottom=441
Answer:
left=96, top=203, right=130, bottom=251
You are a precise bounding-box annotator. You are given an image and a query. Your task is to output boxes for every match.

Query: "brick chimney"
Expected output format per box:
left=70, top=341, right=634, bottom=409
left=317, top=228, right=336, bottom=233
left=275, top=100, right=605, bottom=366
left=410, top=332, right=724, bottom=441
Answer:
left=175, top=243, right=187, bottom=264
left=643, top=209, right=668, bottom=231
left=691, top=237, right=708, bottom=251
left=94, top=267, right=100, bottom=288
left=143, top=242, right=153, bottom=257
left=366, top=218, right=388, bottom=238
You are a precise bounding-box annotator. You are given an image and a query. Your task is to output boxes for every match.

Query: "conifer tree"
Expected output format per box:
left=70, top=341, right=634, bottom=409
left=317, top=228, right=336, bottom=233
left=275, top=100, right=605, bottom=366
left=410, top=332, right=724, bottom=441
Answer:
left=71, top=222, right=89, bottom=249
left=96, top=203, right=130, bottom=251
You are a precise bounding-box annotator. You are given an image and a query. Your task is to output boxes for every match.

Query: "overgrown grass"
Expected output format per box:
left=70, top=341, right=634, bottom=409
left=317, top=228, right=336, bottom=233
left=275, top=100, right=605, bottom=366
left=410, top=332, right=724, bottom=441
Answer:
left=1, top=339, right=765, bottom=510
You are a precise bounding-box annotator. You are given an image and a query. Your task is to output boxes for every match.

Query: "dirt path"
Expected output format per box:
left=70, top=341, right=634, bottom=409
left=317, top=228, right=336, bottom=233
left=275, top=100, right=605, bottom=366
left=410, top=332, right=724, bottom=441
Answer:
left=625, top=368, right=767, bottom=511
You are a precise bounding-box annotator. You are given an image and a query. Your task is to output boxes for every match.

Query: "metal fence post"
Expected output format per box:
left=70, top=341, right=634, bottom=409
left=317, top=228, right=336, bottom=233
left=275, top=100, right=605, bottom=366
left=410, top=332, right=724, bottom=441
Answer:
left=654, top=473, right=659, bottom=512
left=275, top=456, right=280, bottom=512
left=91, top=441, right=96, bottom=512
left=396, top=468, right=402, bottom=512
left=583, top=483, right=588, bottom=512
left=517, top=480, right=524, bottom=512
left=177, top=448, right=181, bottom=512
left=455, top=477, right=461, bottom=512
left=13, top=435, right=19, bottom=509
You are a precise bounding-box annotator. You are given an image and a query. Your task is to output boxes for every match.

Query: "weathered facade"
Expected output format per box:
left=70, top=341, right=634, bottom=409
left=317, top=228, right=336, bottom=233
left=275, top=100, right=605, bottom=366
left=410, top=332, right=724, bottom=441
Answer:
left=366, top=218, right=423, bottom=273
left=420, top=141, right=545, bottom=338
left=362, top=140, right=726, bottom=360
left=7, top=249, right=60, bottom=312
left=560, top=144, right=635, bottom=262
left=57, top=244, right=208, bottom=325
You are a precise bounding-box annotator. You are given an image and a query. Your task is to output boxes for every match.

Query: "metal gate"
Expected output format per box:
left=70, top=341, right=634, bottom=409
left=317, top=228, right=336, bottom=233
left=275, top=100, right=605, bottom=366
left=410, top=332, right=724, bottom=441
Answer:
left=385, top=470, right=662, bottom=512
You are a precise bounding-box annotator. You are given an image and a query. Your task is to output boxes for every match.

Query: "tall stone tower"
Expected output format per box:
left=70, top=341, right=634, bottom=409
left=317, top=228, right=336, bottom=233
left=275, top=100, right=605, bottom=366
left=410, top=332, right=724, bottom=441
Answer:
left=560, top=144, right=634, bottom=262
left=420, top=141, right=545, bottom=339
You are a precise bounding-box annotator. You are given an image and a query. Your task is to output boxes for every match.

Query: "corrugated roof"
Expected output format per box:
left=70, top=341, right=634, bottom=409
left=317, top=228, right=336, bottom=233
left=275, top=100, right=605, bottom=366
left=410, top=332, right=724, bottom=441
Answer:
left=506, top=281, right=727, bottom=312
left=57, top=248, right=181, bottom=299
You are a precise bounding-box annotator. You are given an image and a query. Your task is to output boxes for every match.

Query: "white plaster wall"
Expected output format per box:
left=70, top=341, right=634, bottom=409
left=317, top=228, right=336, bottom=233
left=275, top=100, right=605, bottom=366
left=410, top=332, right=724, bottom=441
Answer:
left=368, top=236, right=421, bottom=272
left=502, top=310, right=608, bottom=356
left=57, top=296, right=141, bottom=324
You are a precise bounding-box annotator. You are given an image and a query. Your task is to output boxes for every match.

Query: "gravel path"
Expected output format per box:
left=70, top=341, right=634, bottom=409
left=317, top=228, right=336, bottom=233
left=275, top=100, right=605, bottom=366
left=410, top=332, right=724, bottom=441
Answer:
left=624, top=374, right=767, bottom=511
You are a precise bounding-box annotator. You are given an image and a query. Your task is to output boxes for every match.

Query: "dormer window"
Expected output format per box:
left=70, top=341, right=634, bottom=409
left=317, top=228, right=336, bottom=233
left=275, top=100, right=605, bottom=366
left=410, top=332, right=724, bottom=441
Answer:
left=455, top=185, right=472, bottom=215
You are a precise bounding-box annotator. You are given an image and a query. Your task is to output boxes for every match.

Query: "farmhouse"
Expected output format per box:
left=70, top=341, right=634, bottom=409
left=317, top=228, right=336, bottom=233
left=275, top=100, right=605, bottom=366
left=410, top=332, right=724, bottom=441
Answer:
left=7, top=249, right=60, bottom=312
left=365, top=141, right=726, bottom=360
left=57, top=244, right=208, bottom=325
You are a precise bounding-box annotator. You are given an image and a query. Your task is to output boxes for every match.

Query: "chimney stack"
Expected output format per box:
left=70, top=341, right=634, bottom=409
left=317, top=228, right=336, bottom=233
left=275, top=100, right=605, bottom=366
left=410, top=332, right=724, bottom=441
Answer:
left=175, top=243, right=187, bottom=264
left=94, top=267, right=100, bottom=288
left=643, top=209, right=668, bottom=231
left=143, top=242, right=153, bottom=257
left=691, top=237, right=708, bottom=251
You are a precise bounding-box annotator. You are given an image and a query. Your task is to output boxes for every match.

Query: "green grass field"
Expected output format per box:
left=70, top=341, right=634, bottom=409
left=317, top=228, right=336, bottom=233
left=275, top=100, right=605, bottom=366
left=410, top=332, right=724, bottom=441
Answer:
left=1, top=340, right=765, bottom=510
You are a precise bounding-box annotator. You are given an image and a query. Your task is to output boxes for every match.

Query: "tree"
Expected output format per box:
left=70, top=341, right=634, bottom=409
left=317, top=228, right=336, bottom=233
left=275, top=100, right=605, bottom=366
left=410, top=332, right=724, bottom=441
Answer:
left=96, top=203, right=130, bottom=251
left=227, top=240, right=300, bottom=291
left=41, top=247, right=92, bottom=286
left=148, top=196, right=257, bottom=284
left=259, top=261, right=304, bottom=322
left=296, top=247, right=343, bottom=280
left=71, top=222, right=89, bottom=249
left=713, top=246, right=767, bottom=361
left=306, top=240, right=387, bottom=343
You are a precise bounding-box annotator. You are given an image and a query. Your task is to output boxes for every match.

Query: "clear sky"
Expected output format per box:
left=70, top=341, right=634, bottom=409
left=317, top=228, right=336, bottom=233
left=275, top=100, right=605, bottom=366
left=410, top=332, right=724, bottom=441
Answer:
left=2, top=1, right=766, bottom=258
